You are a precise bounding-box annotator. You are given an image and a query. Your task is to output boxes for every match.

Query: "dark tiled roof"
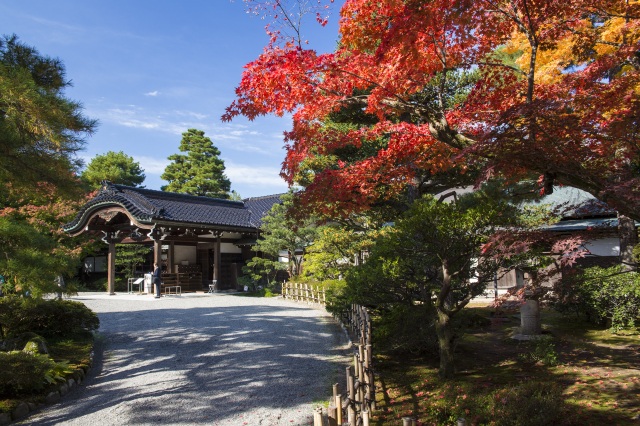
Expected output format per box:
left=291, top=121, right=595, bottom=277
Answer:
left=244, top=193, right=284, bottom=227
left=526, top=186, right=616, bottom=219
left=63, top=183, right=282, bottom=232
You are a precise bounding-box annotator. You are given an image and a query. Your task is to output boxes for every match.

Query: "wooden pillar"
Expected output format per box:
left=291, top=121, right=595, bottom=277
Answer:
left=107, top=241, right=116, bottom=295
left=168, top=241, right=175, bottom=273
left=214, top=235, right=221, bottom=281
left=154, top=239, right=162, bottom=269
left=102, top=230, right=122, bottom=296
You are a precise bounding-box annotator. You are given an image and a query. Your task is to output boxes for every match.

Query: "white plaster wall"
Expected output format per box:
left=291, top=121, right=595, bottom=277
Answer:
left=174, top=245, right=197, bottom=264
left=585, top=237, right=620, bottom=257
left=221, top=242, right=242, bottom=254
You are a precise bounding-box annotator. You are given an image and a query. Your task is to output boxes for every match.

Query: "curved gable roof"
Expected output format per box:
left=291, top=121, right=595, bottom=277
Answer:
left=63, top=183, right=282, bottom=234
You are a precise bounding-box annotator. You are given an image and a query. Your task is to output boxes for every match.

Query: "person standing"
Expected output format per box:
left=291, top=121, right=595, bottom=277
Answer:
left=152, top=263, right=162, bottom=298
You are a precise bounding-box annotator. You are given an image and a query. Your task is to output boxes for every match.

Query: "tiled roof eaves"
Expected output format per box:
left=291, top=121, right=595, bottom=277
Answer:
left=152, top=219, right=258, bottom=233
left=62, top=199, right=154, bottom=233
left=116, top=184, right=245, bottom=209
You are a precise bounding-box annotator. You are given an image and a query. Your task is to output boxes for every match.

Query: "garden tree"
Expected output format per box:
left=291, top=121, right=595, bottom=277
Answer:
left=82, top=151, right=145, bottom=189
left=0, top=34, right=96, bottom=196
left=302, top=221, right=379, bottom=282
left=225, top=1, right=640, bottom=226
left=161, top=129, right=231, bottom=198
left=249, top=191, right=317, bottom=281
left=114, top=244, right=151, bottom=278
left=0, top=35, right=97, bottom=297
left=0, top=183, right=98, bottom=297
left=341, top=189, right=525, bottom=378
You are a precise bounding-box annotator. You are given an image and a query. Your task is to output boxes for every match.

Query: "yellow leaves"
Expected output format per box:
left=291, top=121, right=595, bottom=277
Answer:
left=501, top=4, right=640, bottom=86
left=595, top=15, right=640, bottom=56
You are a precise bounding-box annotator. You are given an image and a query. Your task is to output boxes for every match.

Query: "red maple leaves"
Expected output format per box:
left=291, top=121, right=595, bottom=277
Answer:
left=227, top=0, right=640, bottom=218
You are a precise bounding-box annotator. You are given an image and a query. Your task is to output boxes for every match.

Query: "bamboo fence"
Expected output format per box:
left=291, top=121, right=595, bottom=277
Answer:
left=310, top=304, right=376, bottom=426
left=282, top=282, right=327, bottom=305
left=282, top=284, right=384, bottom=425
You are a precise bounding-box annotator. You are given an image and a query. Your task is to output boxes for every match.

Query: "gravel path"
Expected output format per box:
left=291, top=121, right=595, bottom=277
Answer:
left=18, top=292, right=350, bottom=426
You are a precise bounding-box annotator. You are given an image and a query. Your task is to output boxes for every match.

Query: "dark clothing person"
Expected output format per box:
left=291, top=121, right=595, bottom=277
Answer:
left=153, top=265, right=162, bottom=298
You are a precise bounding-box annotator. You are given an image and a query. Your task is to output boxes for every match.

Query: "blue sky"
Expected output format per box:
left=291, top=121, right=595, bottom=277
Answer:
left=0, top=1, right=342, bottom=198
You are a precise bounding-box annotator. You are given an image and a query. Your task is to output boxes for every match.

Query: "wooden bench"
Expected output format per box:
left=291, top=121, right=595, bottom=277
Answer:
left=164, top=285, right=181, bottom=296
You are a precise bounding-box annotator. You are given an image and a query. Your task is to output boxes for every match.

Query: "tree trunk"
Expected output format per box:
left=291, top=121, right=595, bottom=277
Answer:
left=618, top=213, right=638, bottom=271
left=435, top=308, right=455, bottom=379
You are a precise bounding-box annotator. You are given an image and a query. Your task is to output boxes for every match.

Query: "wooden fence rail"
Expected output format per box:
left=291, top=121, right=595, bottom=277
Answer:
left=282, top=282, right=326, bottom=305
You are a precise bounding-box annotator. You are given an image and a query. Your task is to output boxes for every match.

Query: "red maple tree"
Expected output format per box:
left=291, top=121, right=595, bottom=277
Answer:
left=225, top=0, right=640, bottom=220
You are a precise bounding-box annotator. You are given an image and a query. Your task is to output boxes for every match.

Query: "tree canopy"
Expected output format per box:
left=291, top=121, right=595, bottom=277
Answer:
left=0, top=35, right=97, bottom=297
left=225, top=1, right=640, bottom=220
left=0, top=34, right=96, bottom=195
left=342, top=189, right=525, bottom=377
left=249, top=191, right=317, bottom=280
left=81, top=151, right=145, bottom=189
left=161, top=128, right=231, bottom=198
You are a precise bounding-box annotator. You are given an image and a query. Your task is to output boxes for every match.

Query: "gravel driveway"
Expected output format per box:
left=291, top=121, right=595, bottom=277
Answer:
left=18, top=292, right=350, bottom=426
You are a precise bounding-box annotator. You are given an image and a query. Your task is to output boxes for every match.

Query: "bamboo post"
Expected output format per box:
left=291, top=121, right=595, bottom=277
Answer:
left=327, top=404, right=337, bottom=426
left=313, top=407, right=323, bottom=426
left=362, top=408, right=370, bottom=426
left=347, top=366, right=356, bottom=426
left=336, top=394, right=343, bottom=425
left=366, top=343, right=375, bottom=411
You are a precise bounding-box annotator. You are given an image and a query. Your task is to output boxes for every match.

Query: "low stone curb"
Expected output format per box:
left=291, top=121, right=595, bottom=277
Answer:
left=0, top=351, right=94, bottom=425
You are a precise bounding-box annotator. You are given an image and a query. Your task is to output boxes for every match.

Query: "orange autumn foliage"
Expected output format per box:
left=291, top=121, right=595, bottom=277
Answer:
left=226, top=0, right=640, bottom=218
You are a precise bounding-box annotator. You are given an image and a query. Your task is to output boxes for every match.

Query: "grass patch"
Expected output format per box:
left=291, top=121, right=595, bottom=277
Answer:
left=369, top=307, right=640, bottom=425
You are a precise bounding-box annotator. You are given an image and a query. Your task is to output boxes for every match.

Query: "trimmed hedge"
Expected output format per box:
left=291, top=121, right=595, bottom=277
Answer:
left=0, top=296, right=99, bottom=339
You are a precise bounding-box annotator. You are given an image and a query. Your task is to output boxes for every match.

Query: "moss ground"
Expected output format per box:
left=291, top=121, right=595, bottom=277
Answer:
left=370, top=306, right=639, bottom=425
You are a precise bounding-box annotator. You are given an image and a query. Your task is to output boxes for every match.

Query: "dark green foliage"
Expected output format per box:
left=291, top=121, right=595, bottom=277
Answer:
left=0, top=297, right=99, bottom=339
left=0, top=34, right=96, bottom=195
left=490, top=382, right=564, bottom=426
left=82, top=151, right=145, bottom=189
left=161, top=128, right=231, bottom=198
left=0, top=351, right=57, bottom=396
left=373, top=304, right=440, bottom=355
left=330, top=188, right=525, bottom=377
left=555, top=265, right=640, bottom=331
left=114, top=244, right=151, bottom=277
left=250, top=191, right=317, bottom=279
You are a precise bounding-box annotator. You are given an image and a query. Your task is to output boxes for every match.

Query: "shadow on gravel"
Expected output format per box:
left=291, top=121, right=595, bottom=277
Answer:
left=26, top=301, right=349, bottom=425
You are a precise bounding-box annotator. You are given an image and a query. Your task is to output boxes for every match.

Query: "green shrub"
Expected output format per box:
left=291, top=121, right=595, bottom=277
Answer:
left=0, top=351, right=57, bottom=396
left=323, top=279, right=348, bottom=315
left=0, top=296, right=99, bottom=339
left=555, top=266, right=640, bottom=331
left=518, top=335, right=559, bottom=366
left=373, top=304, right=439, bottom=355
left=491, top=381, right=564, bottom=426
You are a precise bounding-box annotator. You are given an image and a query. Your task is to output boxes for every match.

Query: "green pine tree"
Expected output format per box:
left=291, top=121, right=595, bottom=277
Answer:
left=0, top=34, right=96, bottom=196
left=82, top=151, right=145, bottom=189
left=161, top=129, right=231, bottom=198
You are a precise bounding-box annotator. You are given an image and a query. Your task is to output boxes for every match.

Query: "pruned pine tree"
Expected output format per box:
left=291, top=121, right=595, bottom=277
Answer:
left=161, top=129, right=231, bottom=198
left=82, top=151, right=145, bottom=189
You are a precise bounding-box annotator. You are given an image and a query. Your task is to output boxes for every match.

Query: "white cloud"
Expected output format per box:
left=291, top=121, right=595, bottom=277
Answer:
left=133, top=155, right=170, bottom=175
left=225, top=162, right=288, bottom=188
left=145, top=91, right=159, bottom=97
left=89, top=105, right=285, bottom=157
